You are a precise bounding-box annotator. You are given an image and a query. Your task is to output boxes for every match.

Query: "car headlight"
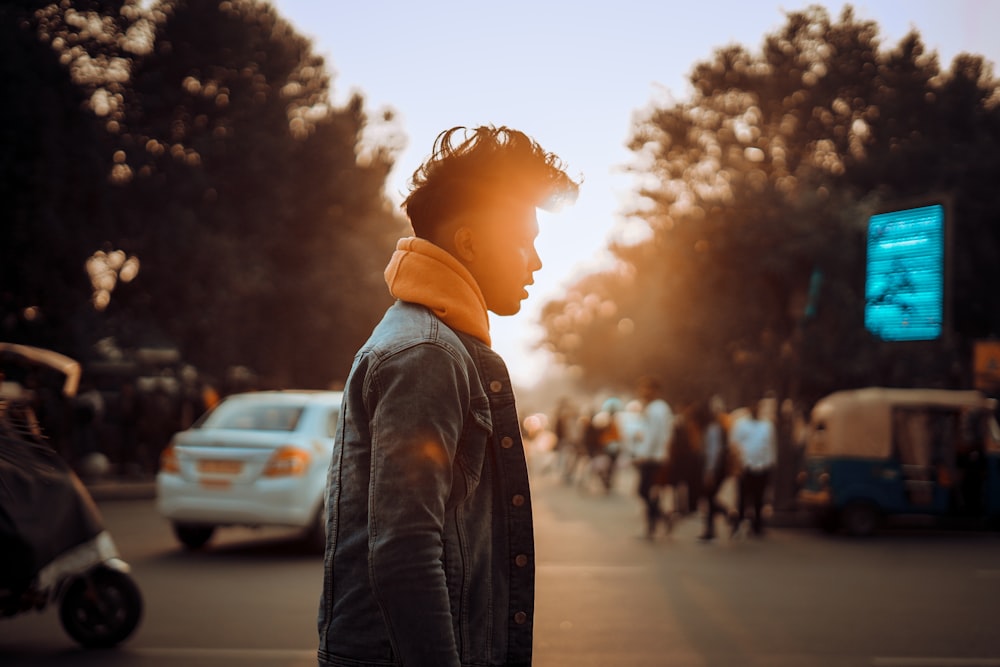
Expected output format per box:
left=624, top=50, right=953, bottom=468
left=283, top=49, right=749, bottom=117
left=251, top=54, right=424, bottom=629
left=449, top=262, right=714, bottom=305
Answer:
left=263, top=446, right=311, bottom=477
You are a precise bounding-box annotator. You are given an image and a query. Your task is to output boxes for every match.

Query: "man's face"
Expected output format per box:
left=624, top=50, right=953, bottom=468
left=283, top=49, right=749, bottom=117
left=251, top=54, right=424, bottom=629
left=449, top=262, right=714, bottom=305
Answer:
left=464, top=203, right=542, bottom=316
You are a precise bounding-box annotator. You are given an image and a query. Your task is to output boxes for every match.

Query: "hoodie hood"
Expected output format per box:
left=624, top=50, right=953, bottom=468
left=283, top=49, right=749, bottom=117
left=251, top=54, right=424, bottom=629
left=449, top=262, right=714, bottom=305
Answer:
left=384, top=237, right=491, bottom=346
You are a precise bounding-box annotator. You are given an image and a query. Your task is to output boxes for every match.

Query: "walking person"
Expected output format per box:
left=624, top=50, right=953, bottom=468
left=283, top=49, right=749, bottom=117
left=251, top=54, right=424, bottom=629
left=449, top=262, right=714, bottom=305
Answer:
left=594, top=397, right=624, bottom=492
left=577, top=398, right=622, bottom=494
left=316, top=125, right=579, bottom=667
left=670, top=403, right=703, bottom=516
left=730, top=400, right=777, bottom=537
left=552, top=398, right=582, bottom=483
left=632, top=376, right=674, bottom=539
left=698, top=396, right=731, bottom=541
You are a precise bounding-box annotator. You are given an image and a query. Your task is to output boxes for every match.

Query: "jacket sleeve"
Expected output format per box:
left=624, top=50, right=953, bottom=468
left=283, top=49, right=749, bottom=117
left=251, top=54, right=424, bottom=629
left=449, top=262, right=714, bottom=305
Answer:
left=364, top=341, right=469, bottom=667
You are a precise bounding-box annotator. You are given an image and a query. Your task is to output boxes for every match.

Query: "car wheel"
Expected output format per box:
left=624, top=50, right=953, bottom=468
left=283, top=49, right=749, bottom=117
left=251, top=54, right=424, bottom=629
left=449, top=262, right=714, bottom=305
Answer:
left=841, top=501, right=880, bottom=537
left=172, top=522, right=215, bottom=550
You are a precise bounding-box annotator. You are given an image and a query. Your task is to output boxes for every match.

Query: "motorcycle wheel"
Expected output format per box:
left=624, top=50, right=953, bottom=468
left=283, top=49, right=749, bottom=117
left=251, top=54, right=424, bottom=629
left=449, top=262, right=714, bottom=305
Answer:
left=59, top=567, right=143, bottom=648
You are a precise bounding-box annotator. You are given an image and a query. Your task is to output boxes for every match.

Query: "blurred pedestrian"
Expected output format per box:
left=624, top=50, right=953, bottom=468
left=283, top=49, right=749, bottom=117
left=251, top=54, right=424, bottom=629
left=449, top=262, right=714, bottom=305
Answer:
left=593, top=397, right=624, bottom=492
left=140, top=380, right=174, bottom=475
left=201, top=382, right=221, bottom=412
left=670, top=403, right=704, bottom=516
left=698, top=396, right=731, bottom=541
left=632, top=376, right=674, bottom=539
left=551, top=398, right=583, bottom=483
left=577, top=406, right=602, bottom=486
left=730, top=399, right=777, bottom=537
left=72, top=382, right=105, bottom=470
left=317, top=125, right=579, bottom=667
left=576, top=398, right=620, bottom=493
left=117, top=379, right=141, bottom=476
left=178, top=366, right=206, bottom=430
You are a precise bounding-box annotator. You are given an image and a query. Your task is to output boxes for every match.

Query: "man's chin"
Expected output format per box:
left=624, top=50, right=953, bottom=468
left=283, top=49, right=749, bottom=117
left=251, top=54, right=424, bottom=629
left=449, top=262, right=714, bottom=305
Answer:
left=490, top=301, right=523, bottom=317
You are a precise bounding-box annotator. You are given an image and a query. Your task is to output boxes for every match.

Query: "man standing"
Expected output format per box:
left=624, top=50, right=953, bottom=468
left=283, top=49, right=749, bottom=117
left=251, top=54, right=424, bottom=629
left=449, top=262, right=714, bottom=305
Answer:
left=317, top=126, right=578, bottom=667
left=632, top=376, right=674, bottom=539
left=730, top=400, right=777, bottom=537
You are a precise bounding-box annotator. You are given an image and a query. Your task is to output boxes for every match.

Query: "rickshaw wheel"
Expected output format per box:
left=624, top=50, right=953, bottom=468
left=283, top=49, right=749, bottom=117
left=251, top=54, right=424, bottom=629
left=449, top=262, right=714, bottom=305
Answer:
left=841, top=501, right=880, bottom=537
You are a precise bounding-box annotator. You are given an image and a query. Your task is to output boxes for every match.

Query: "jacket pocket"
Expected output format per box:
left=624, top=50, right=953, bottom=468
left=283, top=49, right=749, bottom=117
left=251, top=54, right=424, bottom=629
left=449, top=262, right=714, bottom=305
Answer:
left=449, top=394, right=492, bottom=504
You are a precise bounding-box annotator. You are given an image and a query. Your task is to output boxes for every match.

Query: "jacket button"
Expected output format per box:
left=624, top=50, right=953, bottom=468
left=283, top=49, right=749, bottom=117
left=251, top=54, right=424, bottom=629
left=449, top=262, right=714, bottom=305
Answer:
left=512, top=494, right=525, bottom=507
left=515, top=554, right=528, bottom=567
left=489, top=380, right=503, bottom=392
left=514, top=611, right=527, bottom=624
left=501, top=436, right=513, bottom=449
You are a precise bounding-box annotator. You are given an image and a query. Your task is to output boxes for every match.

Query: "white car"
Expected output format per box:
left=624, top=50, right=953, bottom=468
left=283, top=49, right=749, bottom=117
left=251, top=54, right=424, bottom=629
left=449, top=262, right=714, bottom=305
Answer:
left=156, top=390, right=342, bottom=551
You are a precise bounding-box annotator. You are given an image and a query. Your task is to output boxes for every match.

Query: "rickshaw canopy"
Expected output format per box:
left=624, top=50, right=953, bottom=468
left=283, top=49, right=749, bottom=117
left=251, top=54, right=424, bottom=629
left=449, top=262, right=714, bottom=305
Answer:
left=807, top=387, right=998, bottom=459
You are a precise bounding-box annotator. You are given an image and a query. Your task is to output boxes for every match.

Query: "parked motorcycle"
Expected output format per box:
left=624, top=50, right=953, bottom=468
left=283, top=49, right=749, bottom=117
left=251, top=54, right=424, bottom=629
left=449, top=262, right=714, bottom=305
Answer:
left=0, top=343, right=143, bottom=648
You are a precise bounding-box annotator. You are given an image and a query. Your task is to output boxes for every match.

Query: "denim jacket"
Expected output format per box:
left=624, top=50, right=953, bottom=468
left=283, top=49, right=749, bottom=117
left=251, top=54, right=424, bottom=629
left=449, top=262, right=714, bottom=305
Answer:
left=317, top=301, right=535, bottom=667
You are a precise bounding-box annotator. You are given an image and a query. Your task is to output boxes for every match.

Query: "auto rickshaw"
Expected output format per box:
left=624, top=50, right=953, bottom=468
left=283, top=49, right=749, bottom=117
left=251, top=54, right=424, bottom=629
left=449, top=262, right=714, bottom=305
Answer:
left=796, top=387, right=1000, bottom=536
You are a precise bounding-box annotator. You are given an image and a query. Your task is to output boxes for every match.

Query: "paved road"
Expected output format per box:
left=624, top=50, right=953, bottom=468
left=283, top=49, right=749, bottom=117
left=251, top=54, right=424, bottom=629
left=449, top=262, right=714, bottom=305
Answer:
left=533, top=468, right=1000, bottom=667
left=2, top=465, right=1000, bottom=666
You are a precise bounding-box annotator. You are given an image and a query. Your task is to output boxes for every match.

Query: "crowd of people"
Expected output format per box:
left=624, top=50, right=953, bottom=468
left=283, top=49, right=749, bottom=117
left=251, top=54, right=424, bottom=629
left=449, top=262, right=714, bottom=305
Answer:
left=536, top=377, right=779, bottom=542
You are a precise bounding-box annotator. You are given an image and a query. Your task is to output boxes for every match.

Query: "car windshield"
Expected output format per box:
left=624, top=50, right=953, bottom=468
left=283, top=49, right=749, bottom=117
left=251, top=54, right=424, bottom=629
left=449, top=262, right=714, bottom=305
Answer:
left=201, top=401, right=304, bottom=432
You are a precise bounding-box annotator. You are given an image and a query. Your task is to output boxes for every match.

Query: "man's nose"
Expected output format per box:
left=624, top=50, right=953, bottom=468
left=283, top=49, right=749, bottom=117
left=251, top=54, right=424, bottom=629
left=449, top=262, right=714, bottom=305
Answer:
left=529, top=246, right=542, bottom=272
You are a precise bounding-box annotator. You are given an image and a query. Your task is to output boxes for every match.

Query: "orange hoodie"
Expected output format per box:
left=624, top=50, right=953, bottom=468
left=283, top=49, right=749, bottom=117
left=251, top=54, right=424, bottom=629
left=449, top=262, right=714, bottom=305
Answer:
left=383, top=237, right=491, bottom=346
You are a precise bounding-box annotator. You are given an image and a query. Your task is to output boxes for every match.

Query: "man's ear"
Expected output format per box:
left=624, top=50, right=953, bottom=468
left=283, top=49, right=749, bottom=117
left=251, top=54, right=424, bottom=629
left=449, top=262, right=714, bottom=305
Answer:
left=452, top=225, right=477, bottom=263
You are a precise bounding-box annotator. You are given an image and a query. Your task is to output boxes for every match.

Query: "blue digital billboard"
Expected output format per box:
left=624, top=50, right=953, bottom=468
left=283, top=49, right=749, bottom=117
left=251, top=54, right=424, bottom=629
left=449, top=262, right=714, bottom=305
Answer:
left=864, top=203, right=945, bottom=341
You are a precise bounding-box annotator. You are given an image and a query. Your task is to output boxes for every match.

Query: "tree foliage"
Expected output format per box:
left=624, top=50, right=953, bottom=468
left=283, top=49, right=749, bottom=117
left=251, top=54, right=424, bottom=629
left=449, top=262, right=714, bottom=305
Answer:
left=539, top=5, right=1000, bottom=407
left=2, top=0, right=407, bottom=387
left=0, top=0, right=121, bottom=352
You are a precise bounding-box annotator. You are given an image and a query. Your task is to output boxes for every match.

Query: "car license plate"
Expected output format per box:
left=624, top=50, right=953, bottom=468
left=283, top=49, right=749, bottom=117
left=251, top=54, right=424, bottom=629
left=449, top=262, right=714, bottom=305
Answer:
left=198, top=460, right=243, bottom=474
left=200, top=478, right=232, bottom=490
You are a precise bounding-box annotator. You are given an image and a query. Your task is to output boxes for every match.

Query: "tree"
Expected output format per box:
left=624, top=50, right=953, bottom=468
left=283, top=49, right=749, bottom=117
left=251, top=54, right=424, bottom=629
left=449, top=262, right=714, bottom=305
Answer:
left=109, top=0, right=406, bottom=386
left=539, top=5, right=1000, bottom=406
left=0, top=0, right=127, bottom=354
left=3, top=0, right=407, bottom=387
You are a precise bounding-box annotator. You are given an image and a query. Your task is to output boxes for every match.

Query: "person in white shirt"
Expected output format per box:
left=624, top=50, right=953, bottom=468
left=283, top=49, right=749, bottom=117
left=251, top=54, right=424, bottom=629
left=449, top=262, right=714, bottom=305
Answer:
left=632, top=376, right=674, bottom=539
left=729, top=400, right=777, bottom=537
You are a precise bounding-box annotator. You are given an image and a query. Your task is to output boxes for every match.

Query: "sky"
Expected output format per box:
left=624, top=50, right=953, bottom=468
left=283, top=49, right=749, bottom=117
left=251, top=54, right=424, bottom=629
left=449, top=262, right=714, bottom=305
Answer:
left=271, top=0, right=1000, bottom=387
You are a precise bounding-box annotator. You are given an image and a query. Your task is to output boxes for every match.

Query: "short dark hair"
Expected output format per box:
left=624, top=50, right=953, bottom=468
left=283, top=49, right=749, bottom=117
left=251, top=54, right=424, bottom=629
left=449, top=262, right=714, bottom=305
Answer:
left=402, top=125, right=580, bottom=238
